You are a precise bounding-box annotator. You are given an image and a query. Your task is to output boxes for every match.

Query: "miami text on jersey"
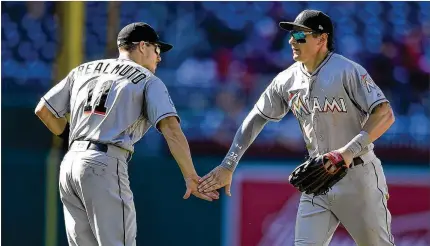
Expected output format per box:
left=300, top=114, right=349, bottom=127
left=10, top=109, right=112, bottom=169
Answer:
left=289, top=93, right=347, bottom=116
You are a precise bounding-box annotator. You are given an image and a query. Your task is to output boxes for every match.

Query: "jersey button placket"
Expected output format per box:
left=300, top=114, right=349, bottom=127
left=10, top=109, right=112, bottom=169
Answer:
left=308, top=78, right=322, bottom=155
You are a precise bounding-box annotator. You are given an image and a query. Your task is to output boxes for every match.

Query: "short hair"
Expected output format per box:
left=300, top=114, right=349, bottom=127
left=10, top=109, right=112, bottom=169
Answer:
left=118, top=43, right=139, bottom=52
left=327, top=33, right=335, bottom=51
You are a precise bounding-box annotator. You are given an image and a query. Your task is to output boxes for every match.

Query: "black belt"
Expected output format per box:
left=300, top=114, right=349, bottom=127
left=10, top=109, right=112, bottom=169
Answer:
left=76, top=141, right=132, bottom=162
left=352, top=157, right=364, bottom=166
left=87, top=142, right=108, bottom=153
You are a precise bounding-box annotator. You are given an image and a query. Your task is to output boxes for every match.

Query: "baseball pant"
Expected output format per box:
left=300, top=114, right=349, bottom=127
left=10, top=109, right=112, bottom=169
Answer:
left=294, top=151, right=395, bottom=246
left=59, top=141, right=136, bottom=246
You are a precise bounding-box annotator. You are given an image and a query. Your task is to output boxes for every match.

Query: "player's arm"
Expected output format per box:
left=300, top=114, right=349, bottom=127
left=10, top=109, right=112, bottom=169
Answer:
left=35, top=101, right=69, bottom=137
left=198, top=76, right=288, bottom=195
left=158, top=116, right=198, bottom=179
left=210, top=108, right=268, bottom=173
left=158, top=117, right=219, bottom=201
left=338, top=67, right=395, bottom=166
left=35, top=73, right=72, bottom=139
left=362, top=102, right=395, bottom=142
left=220, top=108, right=269, bottom=172
left=197, top=108, right=268, bottom=195
left=338, top=102, right=394, bottom=165
left=144, top=78, right=218, bottom=202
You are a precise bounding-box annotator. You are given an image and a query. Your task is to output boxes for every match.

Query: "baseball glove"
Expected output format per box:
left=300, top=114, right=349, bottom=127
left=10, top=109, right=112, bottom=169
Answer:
left=288, top=151, right=348, bottom=196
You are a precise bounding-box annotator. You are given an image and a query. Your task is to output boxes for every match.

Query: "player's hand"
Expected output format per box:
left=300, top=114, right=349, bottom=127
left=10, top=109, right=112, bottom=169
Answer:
left=198, top=166, right=233, bottom=196
left=183, top=174, right=220, bottom=202
left=334, top=148, right=353, bottom=168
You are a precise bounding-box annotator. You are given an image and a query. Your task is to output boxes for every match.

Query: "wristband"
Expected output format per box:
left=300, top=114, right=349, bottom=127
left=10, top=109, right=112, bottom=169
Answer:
left=345, top=131, right=371, bottom=157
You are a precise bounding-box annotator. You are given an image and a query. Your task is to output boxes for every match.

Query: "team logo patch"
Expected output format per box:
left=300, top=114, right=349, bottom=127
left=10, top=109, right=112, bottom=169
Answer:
left=361, top=74, right=377, bottom=93
left=166, top=91, right=176, bottom=109
left=289, top=92, right=310, bottom=117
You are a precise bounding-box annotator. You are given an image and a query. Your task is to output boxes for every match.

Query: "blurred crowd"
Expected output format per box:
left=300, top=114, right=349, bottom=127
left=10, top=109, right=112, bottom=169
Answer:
left=2, top=1, right=429, bottom=152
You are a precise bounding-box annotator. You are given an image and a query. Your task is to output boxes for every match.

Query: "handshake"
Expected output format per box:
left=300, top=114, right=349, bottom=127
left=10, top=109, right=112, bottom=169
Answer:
left=183, top=166, right=234, bottom=202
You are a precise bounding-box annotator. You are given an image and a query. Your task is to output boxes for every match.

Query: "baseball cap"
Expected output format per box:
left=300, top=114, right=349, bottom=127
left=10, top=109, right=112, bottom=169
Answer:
left=279, top=10, right=333, bottom=34
left=117, top=22, right=173, bottom=53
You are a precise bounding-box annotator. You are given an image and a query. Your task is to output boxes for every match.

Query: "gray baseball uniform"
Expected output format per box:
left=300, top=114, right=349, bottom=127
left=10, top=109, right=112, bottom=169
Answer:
left=41, top=58, right=178, bottom=246
left=255, top=52, right=395, bottom=245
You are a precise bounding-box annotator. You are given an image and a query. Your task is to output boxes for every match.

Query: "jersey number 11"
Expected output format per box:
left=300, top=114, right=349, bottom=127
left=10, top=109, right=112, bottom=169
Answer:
left=83, top=79, right=114, bottom=115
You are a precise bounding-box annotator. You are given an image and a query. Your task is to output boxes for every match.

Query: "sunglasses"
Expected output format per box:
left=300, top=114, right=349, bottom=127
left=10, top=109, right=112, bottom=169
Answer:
left=289, top=30, right=315, bottom=43
left=147, top=42, right=161, bottom=56
left=132, top=41, right=161, bottom=55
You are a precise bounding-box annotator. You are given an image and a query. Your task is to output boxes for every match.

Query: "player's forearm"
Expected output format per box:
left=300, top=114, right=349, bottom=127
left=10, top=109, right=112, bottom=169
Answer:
left=161, top=121, right=198, bottom=178
left=341, top=102, right=394, bottom=157
left=35, top=101, right=68, bottom=135
left=220, top=108, right=269, bottom=172
left=362, top=102, right=395, bottom=142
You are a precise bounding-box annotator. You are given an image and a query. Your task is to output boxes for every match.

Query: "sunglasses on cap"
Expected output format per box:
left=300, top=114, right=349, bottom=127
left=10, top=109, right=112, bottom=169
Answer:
left=289, top=30, right=316, bottom=44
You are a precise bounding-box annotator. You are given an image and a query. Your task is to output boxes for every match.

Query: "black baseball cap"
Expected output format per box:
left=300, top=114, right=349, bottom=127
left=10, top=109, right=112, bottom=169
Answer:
left=117, top=22, right=173, bottom=53
left=279, top=10, right=333, bottom=34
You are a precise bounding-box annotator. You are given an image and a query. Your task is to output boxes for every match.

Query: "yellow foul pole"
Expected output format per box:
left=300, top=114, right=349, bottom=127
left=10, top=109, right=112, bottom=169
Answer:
left=44, top=2, right=85, bottom=246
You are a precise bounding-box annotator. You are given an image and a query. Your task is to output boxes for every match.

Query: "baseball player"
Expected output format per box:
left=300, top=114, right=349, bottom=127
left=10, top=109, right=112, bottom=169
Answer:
left=35, top=22, right=219, bottom=246
left=198, top=10, right=396, bottom=246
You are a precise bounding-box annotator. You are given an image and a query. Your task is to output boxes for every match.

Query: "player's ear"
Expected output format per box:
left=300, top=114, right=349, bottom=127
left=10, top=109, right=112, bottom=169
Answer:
left=319, top=33, right=328, bottom=45
left=138, top=41, right=146, bottom=54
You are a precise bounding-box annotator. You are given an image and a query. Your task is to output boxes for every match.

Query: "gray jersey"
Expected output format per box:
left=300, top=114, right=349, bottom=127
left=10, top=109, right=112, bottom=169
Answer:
left=42, top=58, right=178, bottom=152
left=255, top=52, right=389, bottom=157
